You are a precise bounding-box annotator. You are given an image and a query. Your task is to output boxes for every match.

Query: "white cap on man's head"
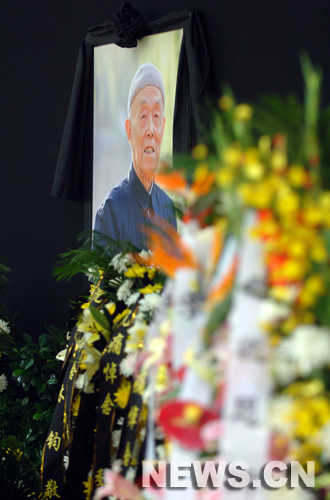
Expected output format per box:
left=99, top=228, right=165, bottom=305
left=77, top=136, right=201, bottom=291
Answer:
left=127, top=63, right=165, bottom=116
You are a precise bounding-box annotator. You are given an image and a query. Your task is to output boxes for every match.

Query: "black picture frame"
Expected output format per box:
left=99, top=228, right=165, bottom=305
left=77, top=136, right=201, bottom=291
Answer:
left=51, top=6, right=211, bottom=233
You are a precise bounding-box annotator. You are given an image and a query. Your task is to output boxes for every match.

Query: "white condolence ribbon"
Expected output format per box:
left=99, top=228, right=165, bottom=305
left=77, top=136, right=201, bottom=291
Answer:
left=221, top=210, right=271, bottom=500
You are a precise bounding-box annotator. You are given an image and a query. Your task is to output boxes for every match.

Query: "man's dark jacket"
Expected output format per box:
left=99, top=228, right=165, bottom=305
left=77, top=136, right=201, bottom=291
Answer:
left=94, top=163, right=177, bottom=251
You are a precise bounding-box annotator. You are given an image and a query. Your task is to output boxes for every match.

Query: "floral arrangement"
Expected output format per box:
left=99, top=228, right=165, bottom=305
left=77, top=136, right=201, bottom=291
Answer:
left=89, top=55, right=330, bottom=500
left=73, top=248, right=166, bottom=396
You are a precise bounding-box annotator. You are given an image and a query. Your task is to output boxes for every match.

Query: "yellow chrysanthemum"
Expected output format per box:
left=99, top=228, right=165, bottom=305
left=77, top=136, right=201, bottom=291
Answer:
left=305, top=274, right=326, bottom=296
left=243, top=162, right=265, bottom=181
left=290, top=397, right=330, bottom=439
left=258, top=135, right=272, bottom=155
left=300, top=310, right=316, bottom=324
left=124, top=263, right=147, bottom=278
left=269, top=333, right=282, bottom=346
left=147, top=268, right=156, bottom=280
left=288, top=165, right=307, bottom=188
left=269, top=285, right=296, bottom=303
left=276, top=191, right=300, bottom=216
left=281, top=315, right=299, bottom=335
left=218, top=95, right=234, bottom=111
left=310, top=240, right=327, bottom=263
left=216, top=167, right=235, bottom=187
left=271, top=150, right=288, bottom=171
left=290, top=441, right=322, bottom=473
left=298, top=289, right=317, bottom=308
left=281, top=258, right=308, bottom=281
left=233, top=104, right=253, bottom=122
left=285, top=379, right=325, bottom=398
left=238, top=181, right=273, bottom=209
left=222, top=145, right=242, bottom=167
left=192, top=144, right=208, bottom=160
left=287, top=239, right=309, bottom=259
left=244, top=147, right=260, bottom=164
left=139, top=283, right=163, bottom=295
left=302, top=204, right=323, bottom=227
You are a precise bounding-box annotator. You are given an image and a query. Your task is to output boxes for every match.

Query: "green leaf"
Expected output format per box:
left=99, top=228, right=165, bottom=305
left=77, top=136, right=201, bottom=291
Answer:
left=24, top=358, right=34, bottom=370
left=89, top=306, right=110, bottom=331
left=204, top=295, right=232, bottom=338
left=9, top=362, right=20, bottom=371
left=22, top=397, right=29, bottom=405
left=12, top=369, right=23, bottom=377
left=37, top=383, right=47, bottom=394
left=32, top=413, right=42, bottom=421
left=47, top=377, right=59, bottom=386
left=23, top=333, right=32, bottom=344
left=38, top=334, right=48, bottom=346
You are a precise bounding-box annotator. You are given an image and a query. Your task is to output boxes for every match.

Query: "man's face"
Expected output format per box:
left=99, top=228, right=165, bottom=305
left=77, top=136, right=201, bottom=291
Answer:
left=125, top=85, right=165, bottom=182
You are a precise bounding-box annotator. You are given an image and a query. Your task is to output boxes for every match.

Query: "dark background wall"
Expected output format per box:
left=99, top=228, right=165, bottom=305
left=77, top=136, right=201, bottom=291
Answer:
left=1, top=0, right=330, bottom=338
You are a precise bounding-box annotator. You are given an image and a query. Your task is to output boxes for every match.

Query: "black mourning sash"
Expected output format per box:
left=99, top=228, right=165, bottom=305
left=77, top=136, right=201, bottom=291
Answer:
left=42, top=296, right=148, bottom=499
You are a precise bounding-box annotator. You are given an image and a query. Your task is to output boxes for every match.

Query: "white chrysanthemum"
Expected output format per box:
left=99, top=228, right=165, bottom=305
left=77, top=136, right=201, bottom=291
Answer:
left=271, top=354, right=298, bottom=386
left=85, top=266, right=99, bottom=282
left=273, top=325, right=330, bottom=384
left=63, top=454, right=69, bottom=470
left=75, top=373, right=85, bottom=390
left=258, top=299, right=291, bottom=326
left=119, top=353, right=136, bottom=377
left=0, top=319, right=10, bottom=334
left=0, top=374, right=8, bottom=392
left=125, top=467, right=136, bottom=482
left=111, top=253, right=134, bottom=273
left=111, top=429, right=122, bottom=448
left=125, top=291, right=140, bottom=307
left=139, top=293, right=162, bottom=314
left=138, top=249, right=153, bottom=261
left=117, top=280, right=133, bottom=301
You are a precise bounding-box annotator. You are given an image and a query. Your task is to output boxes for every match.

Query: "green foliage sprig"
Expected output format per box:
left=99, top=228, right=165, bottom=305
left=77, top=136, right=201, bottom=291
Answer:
left=0, top=256, right=67, bottom=495
left=53, top=231, right=140, bottom=283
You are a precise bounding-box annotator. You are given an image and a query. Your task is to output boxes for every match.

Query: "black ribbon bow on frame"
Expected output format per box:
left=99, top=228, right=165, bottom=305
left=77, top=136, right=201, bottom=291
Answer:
left=115, top=2, right=145, bottom=48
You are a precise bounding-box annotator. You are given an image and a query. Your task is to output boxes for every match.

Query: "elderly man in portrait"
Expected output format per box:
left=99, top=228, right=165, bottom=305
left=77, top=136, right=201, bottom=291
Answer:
left=94, top=64, right=177, bottom=250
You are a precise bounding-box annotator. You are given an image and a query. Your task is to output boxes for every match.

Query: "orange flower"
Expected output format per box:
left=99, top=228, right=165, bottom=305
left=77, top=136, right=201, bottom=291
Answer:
left=191, top=164, right=216, bottom=196
left=208, top=256, right=238, bottom=305
left=210, top=222, right=224, bottom=273
left=155, top=170, right=187, bottom=191
left=146, top=223, right=197, bottom=278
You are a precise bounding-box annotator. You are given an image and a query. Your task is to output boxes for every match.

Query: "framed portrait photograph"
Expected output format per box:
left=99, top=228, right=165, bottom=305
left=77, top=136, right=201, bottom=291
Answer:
left=93, top=29, right=183, bottom=228
left=51, top=8, right=210, bottom=242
